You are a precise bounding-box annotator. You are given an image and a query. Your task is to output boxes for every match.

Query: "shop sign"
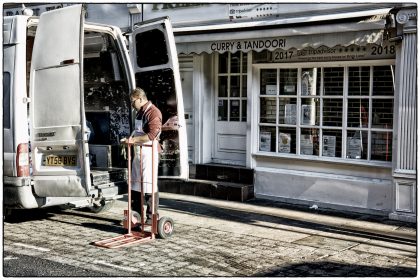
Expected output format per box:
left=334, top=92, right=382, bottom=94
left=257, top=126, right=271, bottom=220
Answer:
left=229, top=4, right=278, bottom=20
left=211, top=38, right=287, bottom=52
left=268, top=40, right=396, bottom=63
left=4, top=4, right=67, bottom=16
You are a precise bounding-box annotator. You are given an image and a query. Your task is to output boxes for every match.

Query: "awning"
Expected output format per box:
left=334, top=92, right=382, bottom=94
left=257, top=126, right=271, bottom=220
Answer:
left=174, top=8, right=392, bottom=54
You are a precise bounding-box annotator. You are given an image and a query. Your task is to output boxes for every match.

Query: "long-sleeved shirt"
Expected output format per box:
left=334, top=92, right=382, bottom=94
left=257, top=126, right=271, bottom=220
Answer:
left=136, top=101, right=162, bottom=141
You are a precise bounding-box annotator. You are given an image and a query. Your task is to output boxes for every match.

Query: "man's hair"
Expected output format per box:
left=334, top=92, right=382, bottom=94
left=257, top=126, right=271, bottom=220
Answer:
left=131, top=88, right=148, bottom=100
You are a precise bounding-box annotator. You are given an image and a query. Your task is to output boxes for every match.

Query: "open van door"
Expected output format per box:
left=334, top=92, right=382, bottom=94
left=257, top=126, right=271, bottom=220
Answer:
left=131, top=18, right=189, bottom=179
left=29, top=5, right=91, bottom=197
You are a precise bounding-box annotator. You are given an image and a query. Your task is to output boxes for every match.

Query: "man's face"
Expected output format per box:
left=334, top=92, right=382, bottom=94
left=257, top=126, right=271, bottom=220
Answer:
left=130, top=97, right=142, bottom=111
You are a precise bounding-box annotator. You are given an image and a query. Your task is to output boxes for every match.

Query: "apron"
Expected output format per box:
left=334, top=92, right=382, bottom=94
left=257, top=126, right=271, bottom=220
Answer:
left=131, top=103, right=158, bottom=193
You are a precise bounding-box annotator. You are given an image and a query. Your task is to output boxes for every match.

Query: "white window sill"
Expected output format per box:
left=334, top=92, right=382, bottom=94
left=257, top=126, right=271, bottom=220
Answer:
left=252, top=152, right=392, bottom=168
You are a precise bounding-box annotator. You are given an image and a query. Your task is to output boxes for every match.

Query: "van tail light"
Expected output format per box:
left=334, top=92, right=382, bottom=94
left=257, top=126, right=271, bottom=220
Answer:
left=17, top=143, right=30, bottom=177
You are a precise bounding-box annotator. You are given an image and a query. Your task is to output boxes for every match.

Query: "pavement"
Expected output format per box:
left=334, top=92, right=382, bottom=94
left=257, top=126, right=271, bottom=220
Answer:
left=3, top=192, right=417, bottom=277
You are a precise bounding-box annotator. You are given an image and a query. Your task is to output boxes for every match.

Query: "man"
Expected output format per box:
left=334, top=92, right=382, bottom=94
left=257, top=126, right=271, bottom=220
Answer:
left=121, top=88, right=162, bottom=225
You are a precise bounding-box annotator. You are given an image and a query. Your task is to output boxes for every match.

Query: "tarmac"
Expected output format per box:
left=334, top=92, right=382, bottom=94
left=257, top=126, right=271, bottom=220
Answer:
left=107, top=192, right=417, bottom=277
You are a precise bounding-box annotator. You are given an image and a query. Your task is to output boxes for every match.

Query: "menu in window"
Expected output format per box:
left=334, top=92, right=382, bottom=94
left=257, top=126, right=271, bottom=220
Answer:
left=322, top=135, right=336, bottom=157
left=260, top=131, right=271, bottom=152
left=265, top=85, right=277, bottom=95
left=278, top=133, right=291, bottom=153
left=347, top=137, right=362, bottom=159
left=285, top=104, right=296, bottom=124
left=301, top=104, right=315, bottom=125
left=300, top=134, right=313, bottom=155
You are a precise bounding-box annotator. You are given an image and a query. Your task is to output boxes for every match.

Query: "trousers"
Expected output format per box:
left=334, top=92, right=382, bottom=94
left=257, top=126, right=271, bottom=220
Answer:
left=131, top=190, right=159, bottom=220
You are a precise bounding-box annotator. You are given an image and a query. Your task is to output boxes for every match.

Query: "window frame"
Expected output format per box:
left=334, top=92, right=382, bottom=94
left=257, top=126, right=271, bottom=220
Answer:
left=254, top=59, right=395, bottom=167
left=216, top=52, right=248, bottom=122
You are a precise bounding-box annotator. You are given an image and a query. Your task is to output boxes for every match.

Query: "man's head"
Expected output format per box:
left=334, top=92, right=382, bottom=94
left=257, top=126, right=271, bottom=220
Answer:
left=130, top=88, right=148, bottom=110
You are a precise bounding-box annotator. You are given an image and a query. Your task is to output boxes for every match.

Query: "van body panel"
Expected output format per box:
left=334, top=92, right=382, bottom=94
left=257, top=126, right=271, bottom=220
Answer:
left=29, top=5, right=90, bottom=197
left=3, top=17, right=29, bottom=178
left=131, top=18, right=189, bottom=179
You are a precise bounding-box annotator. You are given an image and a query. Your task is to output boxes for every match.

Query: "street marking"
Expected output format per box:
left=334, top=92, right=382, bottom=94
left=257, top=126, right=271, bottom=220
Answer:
left=93, top=260, right=139, bottom=272
left=4, top=256, right=19, bottom=260
left=13, top=242, right=50, bottom=252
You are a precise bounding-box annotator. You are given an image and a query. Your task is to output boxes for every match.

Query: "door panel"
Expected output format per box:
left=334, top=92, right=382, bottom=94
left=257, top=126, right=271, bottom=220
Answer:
left=131, top=18, right=188, bottom=179
left=29, top=5, right=89, bottom=197
left=179, top=60, right=194, bottom=163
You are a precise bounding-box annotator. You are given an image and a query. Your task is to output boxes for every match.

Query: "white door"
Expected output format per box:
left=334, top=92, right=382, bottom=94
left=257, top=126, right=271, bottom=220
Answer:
left=130, top=18, right=189, bottom=179
left=213, top=52, right=248, bottom=165
left=29, top=5, right=90, bottom=197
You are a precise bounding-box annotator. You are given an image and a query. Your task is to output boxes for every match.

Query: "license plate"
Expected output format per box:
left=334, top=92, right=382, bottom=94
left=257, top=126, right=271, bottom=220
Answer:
left=44, top=155, right=77, bottom=166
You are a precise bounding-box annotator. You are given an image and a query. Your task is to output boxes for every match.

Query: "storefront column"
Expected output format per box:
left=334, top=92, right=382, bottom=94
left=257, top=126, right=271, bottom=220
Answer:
left=390, top=8, right=417, bottom=222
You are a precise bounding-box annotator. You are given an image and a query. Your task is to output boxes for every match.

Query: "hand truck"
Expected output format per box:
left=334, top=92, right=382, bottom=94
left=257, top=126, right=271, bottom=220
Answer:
left=93, top=140, right=174, bottom=248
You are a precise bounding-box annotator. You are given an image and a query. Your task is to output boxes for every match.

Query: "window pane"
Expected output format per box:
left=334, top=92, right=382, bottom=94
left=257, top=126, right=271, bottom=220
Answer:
left=346, top=130, right=368, bottom=159
left=300, top=128, right=319, bottom=156
left=323, top=98, right=343, bottom=127
left=218, top=100, right=228, bottom=121
left=231, top=76, right=240, bottom=97
left=241, top=100, right=247, bottom=122
left=230, top=52, right=241, bottom=73
left=371, top=131, right=392, bottom=161
left=279, top=98, right=297, bottom=125
left=279, top=69, right=297, bottom=95
left=259, top=126, right=276, bottom=152
left=301, top=98, right=319, bottom=125
left=322, top=129, right=342, bottom=158
left=135, top=30, right=168, bottom=67
left=218, top=76, right=228, bottom=97
left=349, top=66, right=370, bottom=96
left=218, top=53, right=228, bottom=73
left=230, top=100, right=240, bottom=121
left=301, top=68, right=320, bottom=96
left=242, top=75, right=247, bottom=97
left=260, top=97, right=276, bottom=123
left=242, top=53, right=248, bottom=73
left=347, top=99, right=369, bottom=128
left=372, top=99, right=393, bottom=129
left=323, top=67, right=344, bottom=96
left=373, top=65, right=394, bottom=96
left=261, top=69, right=277, bottom=95
left=279, top=127, right=296, bottom=154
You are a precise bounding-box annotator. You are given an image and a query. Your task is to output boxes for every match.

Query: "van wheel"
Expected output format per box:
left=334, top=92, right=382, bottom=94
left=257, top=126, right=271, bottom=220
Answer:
left=158, top=217, right=174, bottom=239
left=89, top=199, right=115, bottom=213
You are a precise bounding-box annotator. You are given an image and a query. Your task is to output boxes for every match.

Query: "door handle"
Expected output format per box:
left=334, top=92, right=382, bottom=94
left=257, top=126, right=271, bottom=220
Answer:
left=46, top=146, right=52, bottom=150
left=63, top=146, right=69, bottom=150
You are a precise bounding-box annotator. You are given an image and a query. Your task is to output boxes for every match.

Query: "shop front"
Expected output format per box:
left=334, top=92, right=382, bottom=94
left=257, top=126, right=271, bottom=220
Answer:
left=169, top=4, right=416, bottom=220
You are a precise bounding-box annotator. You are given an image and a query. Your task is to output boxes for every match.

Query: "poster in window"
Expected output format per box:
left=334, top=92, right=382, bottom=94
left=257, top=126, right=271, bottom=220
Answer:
left=260, top=131, right=271, bottom=152
left=301, top=104, right=315, bottom=125
left=300, top=134, right=313, bottom=155
left=322, top=135, right=336, bottom=157
left=278, top=133, right=291, bottom=153
left=347, top=137, right=362, bottom=159
left=285, top=104, right=296, bottom=124
left=265, top=85, right=276, bottom=95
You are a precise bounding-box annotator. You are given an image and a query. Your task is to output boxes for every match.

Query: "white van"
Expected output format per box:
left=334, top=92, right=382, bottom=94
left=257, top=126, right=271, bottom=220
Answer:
left=3, top=5, right=188, bottom=215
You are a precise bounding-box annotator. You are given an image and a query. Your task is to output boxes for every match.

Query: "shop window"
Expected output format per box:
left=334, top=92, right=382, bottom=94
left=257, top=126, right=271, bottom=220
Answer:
left=217, top=52, right=248, bottom=122
left=258, top=64, right=394, bottom=162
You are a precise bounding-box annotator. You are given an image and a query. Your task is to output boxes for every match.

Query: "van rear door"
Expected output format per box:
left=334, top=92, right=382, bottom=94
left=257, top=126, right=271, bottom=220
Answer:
left=29, top=5, right=90, bottom=197
left=131, top=18, right=189, bottom=179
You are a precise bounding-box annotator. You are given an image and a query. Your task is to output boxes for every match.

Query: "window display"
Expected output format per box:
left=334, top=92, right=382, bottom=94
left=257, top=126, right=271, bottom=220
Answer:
left=257, top=63, right=394, bottom=162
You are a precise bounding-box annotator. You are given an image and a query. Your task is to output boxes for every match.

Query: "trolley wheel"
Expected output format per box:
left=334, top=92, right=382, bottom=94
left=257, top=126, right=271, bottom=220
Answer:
left=157, top=217, right=174, bottom=239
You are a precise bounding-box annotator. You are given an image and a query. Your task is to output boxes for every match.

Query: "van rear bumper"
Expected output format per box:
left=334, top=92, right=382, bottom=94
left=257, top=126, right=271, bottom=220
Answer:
left=4, top=177, right=39, bottom=209
left=3, top=176, right=31, bottom=187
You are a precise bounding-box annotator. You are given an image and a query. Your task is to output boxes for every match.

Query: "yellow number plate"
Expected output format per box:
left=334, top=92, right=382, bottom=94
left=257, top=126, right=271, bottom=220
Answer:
left=45, top=155, right=77, bottom=166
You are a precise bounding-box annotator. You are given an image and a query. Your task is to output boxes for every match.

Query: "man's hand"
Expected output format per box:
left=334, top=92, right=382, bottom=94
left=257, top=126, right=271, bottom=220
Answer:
left=120, top=137, right=134, bottom=144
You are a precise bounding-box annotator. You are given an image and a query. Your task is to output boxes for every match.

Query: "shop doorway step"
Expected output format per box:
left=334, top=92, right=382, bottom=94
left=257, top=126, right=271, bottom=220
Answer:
left=158, top=164, right=254, bottom=202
